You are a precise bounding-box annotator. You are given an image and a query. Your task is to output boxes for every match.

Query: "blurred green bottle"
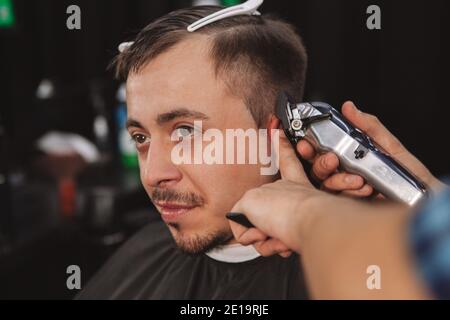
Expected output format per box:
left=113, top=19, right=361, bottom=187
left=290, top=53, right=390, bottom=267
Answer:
left=191, top=0, right=241, bottom=7
left=0, top=0, right=15, bottom=28
left=116, top=84, right=138, bottom=169
left=221, top=0, right=241, bottom=6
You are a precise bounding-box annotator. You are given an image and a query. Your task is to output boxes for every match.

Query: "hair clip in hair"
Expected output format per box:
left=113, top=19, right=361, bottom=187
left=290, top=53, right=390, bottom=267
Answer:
left=187, top=0, right=264, bottom=32
left=117, top=0, right=264, bottom=52
left=118, top=41, right=134, bottom=53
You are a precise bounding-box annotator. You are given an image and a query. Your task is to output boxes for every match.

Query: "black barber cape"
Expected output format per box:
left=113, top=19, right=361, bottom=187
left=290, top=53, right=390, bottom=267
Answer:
left=76, top=221, right=309, bottom=299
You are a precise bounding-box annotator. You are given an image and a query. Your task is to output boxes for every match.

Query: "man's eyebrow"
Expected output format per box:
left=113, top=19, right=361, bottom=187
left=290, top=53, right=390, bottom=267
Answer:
left=156, top=108, right=209, bottom=125
left=126, top=118, right=144, bottom=130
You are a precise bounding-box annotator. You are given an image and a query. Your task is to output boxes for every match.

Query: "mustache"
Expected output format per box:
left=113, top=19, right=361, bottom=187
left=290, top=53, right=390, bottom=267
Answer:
left=151, top=188, right=205, bottom=206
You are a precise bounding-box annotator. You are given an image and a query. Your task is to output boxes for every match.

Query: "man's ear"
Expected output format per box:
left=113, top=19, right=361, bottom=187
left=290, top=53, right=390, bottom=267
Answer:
left=265, top=115, right=282, bottom=180
left=266, top=115, right=280, bottom=141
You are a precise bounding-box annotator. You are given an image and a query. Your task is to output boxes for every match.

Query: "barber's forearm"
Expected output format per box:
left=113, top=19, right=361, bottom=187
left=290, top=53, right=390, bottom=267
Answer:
left=296, top=196, right=431, bottom=299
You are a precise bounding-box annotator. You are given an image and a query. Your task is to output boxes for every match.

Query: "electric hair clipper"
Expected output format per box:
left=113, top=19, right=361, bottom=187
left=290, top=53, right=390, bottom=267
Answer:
left=226, top=94, right=428, bottom=229
left=275, top=92, right=428, bottom=206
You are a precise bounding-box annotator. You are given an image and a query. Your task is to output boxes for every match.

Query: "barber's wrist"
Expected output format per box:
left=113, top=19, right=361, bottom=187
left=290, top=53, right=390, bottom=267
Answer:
left=291, top=191, right=334, bottom=253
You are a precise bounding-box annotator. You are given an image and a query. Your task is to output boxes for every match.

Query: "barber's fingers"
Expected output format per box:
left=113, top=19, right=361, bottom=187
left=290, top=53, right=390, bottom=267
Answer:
left=321, top=178, right=374, bottom=197
left=278, top=131, right=312, bottom=186
left=311, top=152, right=339, bottom=181
left=297, top=140, right=316, bottom=161
left=342, top=101, right=406, bottom=155
left=228, top=220, right=292, bottom=258
left=297, top=129, right=374, bottom=197
left=279, top=250, right=293, bottom=258
left=228, top=191, right=270, bottom=244
left=341, top=184, right=374, bottom=197
left=229, top=220, right=268, bottom=246
left=322, top=173, right=364, bottom=191
left=253, top=238, right=292, bottom=257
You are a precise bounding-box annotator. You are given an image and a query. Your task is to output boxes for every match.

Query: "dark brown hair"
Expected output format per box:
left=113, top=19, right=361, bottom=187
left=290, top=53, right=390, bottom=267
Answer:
left=113, top=6, right=307, bottom=127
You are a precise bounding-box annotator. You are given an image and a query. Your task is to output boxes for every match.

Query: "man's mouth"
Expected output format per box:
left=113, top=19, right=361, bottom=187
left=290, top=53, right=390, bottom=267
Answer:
left=154, top=202, right=199, bottom=223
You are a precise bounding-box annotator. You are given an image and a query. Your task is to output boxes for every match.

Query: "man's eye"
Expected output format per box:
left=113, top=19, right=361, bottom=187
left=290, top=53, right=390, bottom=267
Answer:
left=131, top=133, right=149, bottom=145
left=173, top=125, right=196, bottom=140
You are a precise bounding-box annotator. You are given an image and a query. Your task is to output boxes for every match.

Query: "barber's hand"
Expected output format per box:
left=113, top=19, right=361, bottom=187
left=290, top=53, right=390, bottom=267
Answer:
left=297, top=101, right=443, bottom=197
left=228, top=132, right=327, bottom=256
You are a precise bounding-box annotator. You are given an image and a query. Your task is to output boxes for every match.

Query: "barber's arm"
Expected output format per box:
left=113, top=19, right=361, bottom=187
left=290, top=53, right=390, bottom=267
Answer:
left=228, top=134, right=433, bottom=299
left=298, top=101, right=445, bottom=196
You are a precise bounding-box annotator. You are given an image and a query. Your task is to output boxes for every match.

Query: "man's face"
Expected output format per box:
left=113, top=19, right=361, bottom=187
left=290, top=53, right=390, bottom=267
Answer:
left=126, top=36, right=274, bottom=254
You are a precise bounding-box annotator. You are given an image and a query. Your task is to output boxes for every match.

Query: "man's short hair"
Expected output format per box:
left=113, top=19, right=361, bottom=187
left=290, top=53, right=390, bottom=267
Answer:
left=114, top=5, right=307, bottom=127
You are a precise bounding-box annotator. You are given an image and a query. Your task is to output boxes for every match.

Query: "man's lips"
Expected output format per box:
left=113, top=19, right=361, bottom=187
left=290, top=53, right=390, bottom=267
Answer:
left=154, top=202, right=199, bottom=223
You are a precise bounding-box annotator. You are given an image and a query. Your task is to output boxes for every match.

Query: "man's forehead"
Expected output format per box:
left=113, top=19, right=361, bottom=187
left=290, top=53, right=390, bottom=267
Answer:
left=126, top=36, right=222, bottom=98
left=124, top=35, right=254, bottom=128
left=125, top=38, right=231, bottom=120
left=127, top=35, right=213, bottom=85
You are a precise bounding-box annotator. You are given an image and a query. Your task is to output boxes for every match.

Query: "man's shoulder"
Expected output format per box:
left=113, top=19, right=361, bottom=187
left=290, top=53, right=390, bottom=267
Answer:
left=105, top=220, right=175, bottom=270
left=76, top=221, right=309, bottom=299
left=100, top=221, right=173, bottom=266
left=76, top=221, right=177, bottom=299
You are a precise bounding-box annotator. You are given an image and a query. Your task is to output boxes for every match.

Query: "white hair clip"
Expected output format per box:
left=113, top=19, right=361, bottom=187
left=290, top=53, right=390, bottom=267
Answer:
left=118, top=41, right=134, bottom=53
left=117, top=0, right=264, bottom=52
left=187, top=0, right=264, bottom=32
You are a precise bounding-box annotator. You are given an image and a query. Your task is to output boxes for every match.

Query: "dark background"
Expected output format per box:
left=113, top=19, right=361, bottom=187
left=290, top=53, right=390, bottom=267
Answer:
left=1, top=0, right=449, bottom=174
left=0, top=0, right=449, bottom=299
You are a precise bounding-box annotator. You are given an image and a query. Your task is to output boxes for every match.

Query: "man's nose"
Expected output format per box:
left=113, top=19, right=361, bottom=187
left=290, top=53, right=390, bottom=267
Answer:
left=141, top=141, right=182, bottom=188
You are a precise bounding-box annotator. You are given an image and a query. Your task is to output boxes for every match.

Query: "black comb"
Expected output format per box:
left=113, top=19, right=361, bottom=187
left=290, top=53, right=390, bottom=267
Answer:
left=226, top=212, right=255, bottom=228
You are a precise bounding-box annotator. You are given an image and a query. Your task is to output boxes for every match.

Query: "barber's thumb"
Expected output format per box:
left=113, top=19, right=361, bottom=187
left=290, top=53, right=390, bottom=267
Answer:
left=227, top=200, right=267, bottom=244
left=278, top=131, right=311, bottom=185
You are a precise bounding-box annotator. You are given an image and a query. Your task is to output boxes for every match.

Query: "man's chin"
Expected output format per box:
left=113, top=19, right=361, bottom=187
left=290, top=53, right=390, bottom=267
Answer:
left=167, top=225, right=233, bottom=255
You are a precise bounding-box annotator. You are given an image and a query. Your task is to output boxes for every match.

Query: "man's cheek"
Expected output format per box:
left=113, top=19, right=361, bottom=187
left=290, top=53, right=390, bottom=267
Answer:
left=202, top=166, right=252, bottom=203
left=139, top=170, right=150, bottom=194
left=138, top=157, right=148, bottom=186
